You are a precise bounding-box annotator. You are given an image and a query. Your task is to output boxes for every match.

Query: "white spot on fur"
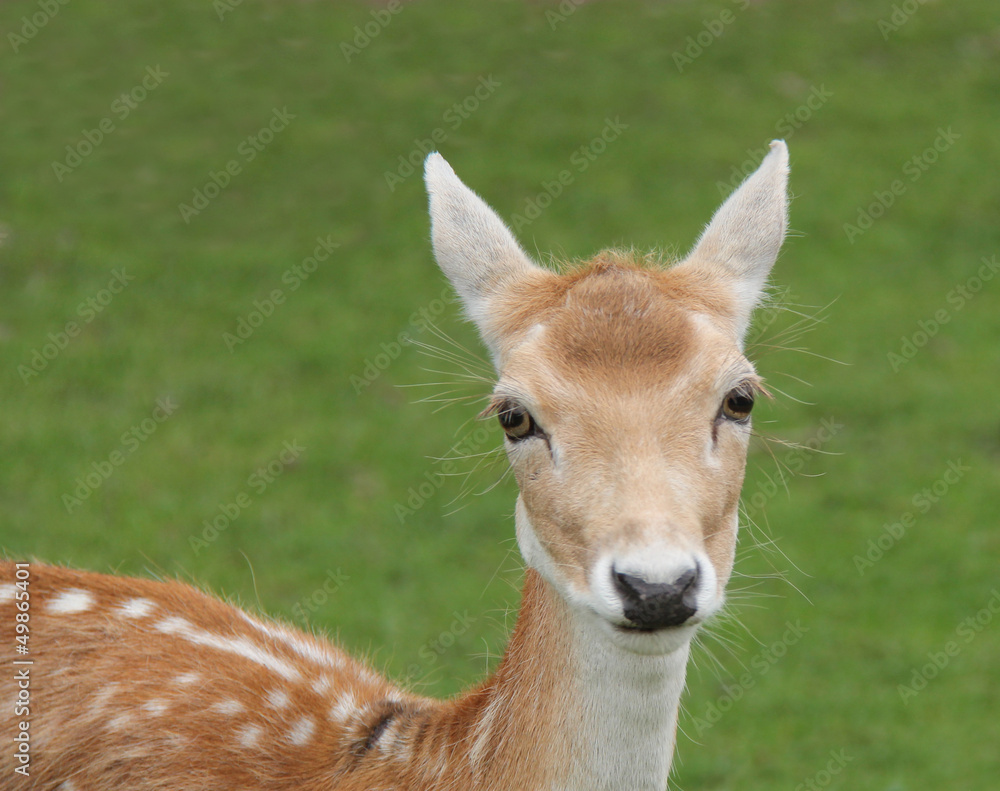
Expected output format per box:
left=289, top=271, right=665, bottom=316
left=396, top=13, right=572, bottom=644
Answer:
left=143, top=698, right=169, bottom=716
left=175, top=672, right=201, bottom=685
left=155, top=615, right=193, bottom=634
left=237, top=723, right=263, bottom=748
left=239, top=611, right=346, bottom=670
left=48, top=589, right=95, bottom=614
left=167, top=733, right=189, bottom=749
left=360, top=668, right=381, bottom=686
left=266, top=689, right=290, bottom=709
left=56, top=782, right=78, bottom=791
left=211, top=698, right=244, bottom=716
left=108, top=712, right=133, bottom=731
left=118, top=597, right=156, bottom=618
left=0, top=585, right=16, bottom=602
left=287, top=716, right=316, bottom=746
left=154, top=617, right=300, bottom=681
left=312, top=674, right=333, bottom=696
left=329, top=690, right=357, bottom=723
left=91, top=683, right=121, bottom=711
left=469, top=692, right=505, bottom=769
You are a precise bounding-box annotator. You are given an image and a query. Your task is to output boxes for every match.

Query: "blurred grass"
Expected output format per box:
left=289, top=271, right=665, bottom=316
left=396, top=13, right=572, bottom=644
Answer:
left=1, top=0, right=999, bottom=788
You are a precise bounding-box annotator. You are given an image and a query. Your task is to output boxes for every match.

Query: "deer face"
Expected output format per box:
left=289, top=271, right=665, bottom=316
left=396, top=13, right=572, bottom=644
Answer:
left=425, top=144, right=788, bottom=655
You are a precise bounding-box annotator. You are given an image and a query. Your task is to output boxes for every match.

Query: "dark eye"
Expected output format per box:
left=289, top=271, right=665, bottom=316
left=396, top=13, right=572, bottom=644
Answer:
left=721, top=386, right=755, bottom=422
left=498, top=405, right=536, bottom=441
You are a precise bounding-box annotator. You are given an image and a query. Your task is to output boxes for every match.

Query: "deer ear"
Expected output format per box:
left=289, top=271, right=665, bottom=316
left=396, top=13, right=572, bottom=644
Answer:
left=424, top=153, right=543, bottom=346
left=679, top=140, right=790, bottom=341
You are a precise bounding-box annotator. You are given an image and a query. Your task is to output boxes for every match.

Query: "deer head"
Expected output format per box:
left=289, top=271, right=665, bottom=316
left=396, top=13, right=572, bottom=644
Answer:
left=425, top=143, right=789, bottom=656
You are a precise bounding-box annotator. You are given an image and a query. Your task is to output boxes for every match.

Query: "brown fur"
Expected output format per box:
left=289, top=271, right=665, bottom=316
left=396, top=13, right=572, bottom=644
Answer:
left=0, top=562, right=575, bottom=790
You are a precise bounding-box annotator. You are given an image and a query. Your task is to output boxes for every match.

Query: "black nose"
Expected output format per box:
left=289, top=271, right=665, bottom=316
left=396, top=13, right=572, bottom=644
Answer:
left=612, top=566, right=700, bottom=631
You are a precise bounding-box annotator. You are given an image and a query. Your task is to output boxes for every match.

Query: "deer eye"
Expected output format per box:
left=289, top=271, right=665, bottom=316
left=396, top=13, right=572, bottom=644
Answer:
left=721, top=385, right=755, bottom=422
left=498, top=404, right=536, bottom=441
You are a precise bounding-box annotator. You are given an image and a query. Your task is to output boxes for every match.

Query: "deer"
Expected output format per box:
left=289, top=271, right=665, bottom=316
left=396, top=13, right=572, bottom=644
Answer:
left=1, top=140, right=790, bottom=791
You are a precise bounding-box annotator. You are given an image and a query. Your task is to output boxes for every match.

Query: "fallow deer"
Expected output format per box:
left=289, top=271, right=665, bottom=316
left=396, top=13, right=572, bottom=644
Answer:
left=1, top=140, right=790, bottom=790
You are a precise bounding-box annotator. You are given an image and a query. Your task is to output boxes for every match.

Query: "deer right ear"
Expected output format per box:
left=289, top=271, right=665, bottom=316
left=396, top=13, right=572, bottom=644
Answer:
left=424, top=153, right=544, bottom=353
left=678, top=140, right=790, bottom=343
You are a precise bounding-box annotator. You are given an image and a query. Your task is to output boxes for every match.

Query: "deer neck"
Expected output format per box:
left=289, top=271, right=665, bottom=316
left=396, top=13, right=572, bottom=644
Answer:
left=422, top=569, right=690, bottom=791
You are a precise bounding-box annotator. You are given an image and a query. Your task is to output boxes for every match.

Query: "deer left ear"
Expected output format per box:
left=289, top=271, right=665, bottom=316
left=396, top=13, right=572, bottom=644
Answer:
left=678, top=140, right=790, bottom=342
left=424, top=153, right=544, bottom=348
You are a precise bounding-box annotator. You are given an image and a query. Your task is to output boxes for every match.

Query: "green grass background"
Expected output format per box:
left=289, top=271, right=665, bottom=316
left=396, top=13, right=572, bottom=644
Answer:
left=2, top=1, right=998, bottom=788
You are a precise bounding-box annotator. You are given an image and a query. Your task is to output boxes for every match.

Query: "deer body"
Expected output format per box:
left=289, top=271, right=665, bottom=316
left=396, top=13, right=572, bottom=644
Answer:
left=1, top=142, right=790, bottom=790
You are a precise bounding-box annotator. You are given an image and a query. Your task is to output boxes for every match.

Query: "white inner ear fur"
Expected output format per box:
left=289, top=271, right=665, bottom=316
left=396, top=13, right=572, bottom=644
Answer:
left=678, top=139, right=790, bottom=341
left=424, top=153, right=543, bottom=349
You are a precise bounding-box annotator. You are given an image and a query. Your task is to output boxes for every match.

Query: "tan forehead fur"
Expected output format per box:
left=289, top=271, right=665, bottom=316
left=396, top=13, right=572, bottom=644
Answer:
left=491, top=249, right=739, bottom=381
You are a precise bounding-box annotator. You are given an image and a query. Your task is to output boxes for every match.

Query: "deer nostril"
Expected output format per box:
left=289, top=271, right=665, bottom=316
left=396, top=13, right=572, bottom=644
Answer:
left=612, top=565, right=700, bottom=631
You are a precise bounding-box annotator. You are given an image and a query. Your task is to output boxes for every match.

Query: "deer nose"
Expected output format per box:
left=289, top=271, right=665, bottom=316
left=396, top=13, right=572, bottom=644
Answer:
left=612, top=565, right=700, bottom=631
